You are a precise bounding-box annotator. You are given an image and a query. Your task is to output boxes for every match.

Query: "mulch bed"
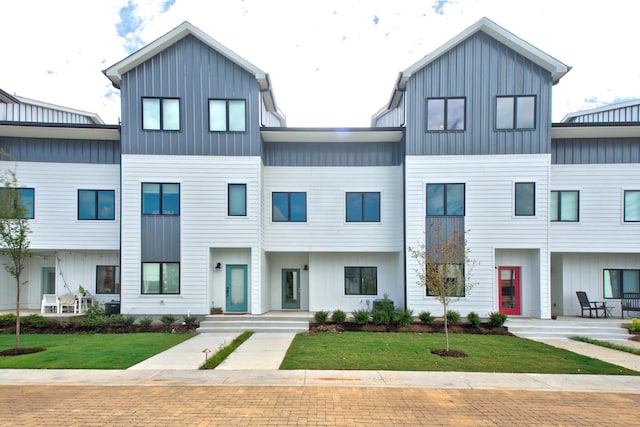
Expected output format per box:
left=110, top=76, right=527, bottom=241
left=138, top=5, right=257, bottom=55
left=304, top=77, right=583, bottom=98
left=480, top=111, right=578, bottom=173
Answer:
left=309, top=321, right=511, bottom=335
left=0, top=323, right=198, bottom=335
left=0, top=347, right=46, bottom=356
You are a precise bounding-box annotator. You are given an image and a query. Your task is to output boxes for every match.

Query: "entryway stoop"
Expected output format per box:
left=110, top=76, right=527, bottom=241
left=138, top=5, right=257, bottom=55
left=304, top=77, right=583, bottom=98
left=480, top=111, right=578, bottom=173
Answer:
left=196, top=312, right=312, bottom=333
left=506, top=317, right=631, bottom=340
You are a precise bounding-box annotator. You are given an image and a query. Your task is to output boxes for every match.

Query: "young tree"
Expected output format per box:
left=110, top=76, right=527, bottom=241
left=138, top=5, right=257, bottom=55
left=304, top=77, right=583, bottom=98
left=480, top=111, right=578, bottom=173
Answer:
left=0, top=168, right=32, bottom=349
left=408, top=223, right=476, bottom=353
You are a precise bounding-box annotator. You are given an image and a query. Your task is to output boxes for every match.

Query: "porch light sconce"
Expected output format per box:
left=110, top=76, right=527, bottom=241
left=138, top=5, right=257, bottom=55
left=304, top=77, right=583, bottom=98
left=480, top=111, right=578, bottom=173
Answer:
left=215, top=262, right=222, bottom=270
left=303, top=265, right=308, bottom=271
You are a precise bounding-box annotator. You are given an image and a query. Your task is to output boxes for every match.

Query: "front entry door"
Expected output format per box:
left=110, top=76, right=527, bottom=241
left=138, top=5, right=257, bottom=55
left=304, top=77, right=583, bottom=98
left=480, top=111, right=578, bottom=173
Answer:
left=282, top=269, right=300, bottom=309
left=499, top=266, right=521, bottom=315
left=226, top=265, right=248, bottom=312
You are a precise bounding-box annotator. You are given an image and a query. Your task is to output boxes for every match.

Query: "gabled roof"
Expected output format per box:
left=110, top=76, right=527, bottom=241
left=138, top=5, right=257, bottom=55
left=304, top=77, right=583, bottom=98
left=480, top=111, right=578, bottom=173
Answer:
left=561, top=99, right=640, bottom=123
left=0, top=88, right=19, bottom=104
left=103, top=21, right=285, bottom=125
left=372, top=17, right=570, bottom=124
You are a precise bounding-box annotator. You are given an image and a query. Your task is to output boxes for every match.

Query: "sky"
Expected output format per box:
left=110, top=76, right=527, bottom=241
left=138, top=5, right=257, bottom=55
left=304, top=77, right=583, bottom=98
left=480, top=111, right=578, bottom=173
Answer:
left=2, top=0, right=639, bottom=127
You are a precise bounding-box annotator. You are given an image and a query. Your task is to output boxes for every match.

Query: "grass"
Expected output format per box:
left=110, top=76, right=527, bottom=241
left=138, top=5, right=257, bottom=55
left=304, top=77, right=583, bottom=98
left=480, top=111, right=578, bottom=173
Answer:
left=200, top=331, right=254, bottom=369
left=572, top=336, right=640, bottom=356
left=0, top=333, right=194, bottom=369
left=280, top=332, right=639, bottom=375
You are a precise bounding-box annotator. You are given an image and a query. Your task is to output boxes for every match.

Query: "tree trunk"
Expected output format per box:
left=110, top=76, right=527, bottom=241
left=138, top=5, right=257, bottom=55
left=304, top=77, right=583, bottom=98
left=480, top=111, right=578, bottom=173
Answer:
left=15, top=274, right=20, bottom=349
left=443, top=305, right=449, bottom=351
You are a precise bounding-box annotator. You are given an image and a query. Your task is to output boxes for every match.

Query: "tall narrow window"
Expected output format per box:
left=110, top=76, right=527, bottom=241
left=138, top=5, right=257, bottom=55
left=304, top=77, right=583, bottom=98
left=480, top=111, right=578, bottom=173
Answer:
left=550, top=191, right=579, bottom=222
left=142, top=183, right=180, bottom=215
left=0, top=187, right=34, bottom=219
left=272, top=192, right=306, bottom=222
left=228, top=184, right=247, bottom=216
left=624, top=190, right=640, bottom=222
left=426, top=98, right=465, bottom=131
left=515, top=182, right=535, bottom=216
left=78, top=190, right=115, bottom=220
left=346, top=192, right=380, bottom=222
left=209, top=99, right=246, bottom=132
left=142, top=97, right=180, bottom=131
left=496, top=96, right=535, bottom=130
left=426, top=183, right=465, bottom=216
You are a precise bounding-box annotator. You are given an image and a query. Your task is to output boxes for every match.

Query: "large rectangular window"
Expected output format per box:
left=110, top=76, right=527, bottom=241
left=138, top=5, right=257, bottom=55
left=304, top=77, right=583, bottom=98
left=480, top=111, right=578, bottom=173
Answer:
left=142, top=98, right=180, bottom=131
left=209, top=99, right=246, bottom=132
left=496, top=96, right=535, bottom=130
left=426, top=183, right=465, bottom=216
left=426, top=98, right=465, bottom=131
left=550, top=191, right=579, bottom=222
left=515, top=182, right=535, bottom=216
left=78, top=190, right=115, bottom=220
left=142, top=262, right=180, bottom=294
left=426, top=264, right=465, bottom=297
left=142, top=183, right=180, bottom=215
left=346, top=192, right=380, bottom=222
left=96, top=265, right=120, bottom=294
left=624, top=190, right=640, bottom=222
left=0, top=187, right=34, bottom=219
left=604, top=269, right=640, bottom=299
left=228, top=184, right=247, bottom=216
left=272, top=192, right=306, bottom=222
left=344, top=266, right=377, bottom=295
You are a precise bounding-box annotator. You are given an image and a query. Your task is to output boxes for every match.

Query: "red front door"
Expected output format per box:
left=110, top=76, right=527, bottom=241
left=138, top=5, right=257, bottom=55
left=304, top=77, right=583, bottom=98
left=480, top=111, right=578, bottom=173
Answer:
left=499, top=266, right=521, bottom=315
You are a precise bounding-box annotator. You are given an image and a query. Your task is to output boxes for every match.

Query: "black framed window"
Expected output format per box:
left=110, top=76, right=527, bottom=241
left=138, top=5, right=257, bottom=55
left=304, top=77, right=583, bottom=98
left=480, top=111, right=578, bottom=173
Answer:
left=96, top=265, right=120, bottom=294
left=345, top=266, right=377, bottom=295
left=426, top=264, right=465, bottom=297
left=346, top=192, right=380, bottom=222
left=272, top=192, right=306, bottom=222
left=426, top=97, right=465, bottom=131
left=624, top=190, right=640, bottom=222
left=603, top=269, right=640, bottom=299
left=426, top=183, right=465, bottom=216
left=78, top=190, right=115, bottom=220
left=142, top=97, right=180, bottom=131
left=209, top=99, right=246, bottom=132
left=228, top=184, right=247, bottom=216
left=142, top=262, right=180, bottom=294
left=0, top=187, right=34, bottom=219
left=496, top=96, right=536, bottom=130
left=142, top=183, right=180, bottom=215
left=550, top=191, right=579, bottom=222
left=515, top=182, right=535, bottom=216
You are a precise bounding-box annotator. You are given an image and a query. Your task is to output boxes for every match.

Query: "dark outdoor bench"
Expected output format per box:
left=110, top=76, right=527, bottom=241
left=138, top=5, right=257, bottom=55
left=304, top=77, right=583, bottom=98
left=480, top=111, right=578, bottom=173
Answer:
left=621, top=292, right=640, bottom=319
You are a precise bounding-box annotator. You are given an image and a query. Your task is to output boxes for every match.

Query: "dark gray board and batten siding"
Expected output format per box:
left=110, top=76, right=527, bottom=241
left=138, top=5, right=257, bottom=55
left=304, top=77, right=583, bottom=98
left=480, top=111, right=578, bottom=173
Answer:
left=119, top=35, right=262, bottom=156
left=0, top=137, right=120, bottom=164
left=552, top=137, right=640, bottom=164
left=263, top=141, right=403, bottom=167
left=141, top=216, right=181, bottom=263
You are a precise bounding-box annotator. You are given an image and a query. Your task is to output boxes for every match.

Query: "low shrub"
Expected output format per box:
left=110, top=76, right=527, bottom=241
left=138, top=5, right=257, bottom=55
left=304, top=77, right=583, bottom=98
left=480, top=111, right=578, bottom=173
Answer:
left=446, top=310, right=461, bottom=325
left=314, top=310, right=329, bottom=324
left=331, top=309, right=346, bottom=324
left=81, top=316, right=107, bottom=333
left=418, top=311, right=434, bottom=325
left=85, top=303, right=106, bottom=319
left=183, top=315, right=198, bottom=327
left=108, top=314, right=136, bottom=327
left=139, top=316, right=154, bottom=327
left=467, top=311, right=481, bottom=327
left=372, top=308, right=391, bottom=325
left=629, top=318, right=640, bottom=333
left=489, top=311, right=508, bottom=327
left=394, top=308, right=414, bottom=328
left=22, top=314, right=56, bottom=329
left=0, top=313, right=17, bottom=327
left=352, top=309, right=370, bottom=325
left=160, top=314, right=177, bottom=325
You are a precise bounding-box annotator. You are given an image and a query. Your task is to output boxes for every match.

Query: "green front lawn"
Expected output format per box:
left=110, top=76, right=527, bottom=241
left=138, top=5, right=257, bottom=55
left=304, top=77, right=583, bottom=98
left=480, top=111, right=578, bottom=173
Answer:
left=281, top=332, right=639, bottom=375
left=0, top=333, right=194, bottom=369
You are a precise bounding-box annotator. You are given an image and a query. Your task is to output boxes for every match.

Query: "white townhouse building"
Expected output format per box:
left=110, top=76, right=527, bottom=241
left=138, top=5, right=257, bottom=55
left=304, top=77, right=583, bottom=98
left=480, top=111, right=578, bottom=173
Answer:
left=0, top=18, right=638, bottom=319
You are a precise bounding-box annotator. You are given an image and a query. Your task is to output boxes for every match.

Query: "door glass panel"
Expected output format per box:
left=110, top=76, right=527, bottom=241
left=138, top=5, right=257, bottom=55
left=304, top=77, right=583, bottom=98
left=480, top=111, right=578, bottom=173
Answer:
left=500, top=269, right=516, bottom=309
left=230, top=268, right=245, bottom=306
left=285, top=271, right=298, bottom=304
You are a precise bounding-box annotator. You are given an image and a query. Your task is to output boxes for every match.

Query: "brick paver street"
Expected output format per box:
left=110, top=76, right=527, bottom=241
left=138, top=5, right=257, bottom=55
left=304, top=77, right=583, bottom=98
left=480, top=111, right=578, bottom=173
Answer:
left=1, top=385, right=639, bottom=426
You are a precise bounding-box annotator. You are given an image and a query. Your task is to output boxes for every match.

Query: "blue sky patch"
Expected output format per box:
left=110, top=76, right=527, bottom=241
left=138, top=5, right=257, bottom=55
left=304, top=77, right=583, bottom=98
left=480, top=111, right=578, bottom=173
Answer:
left=117, top=1, right=144, bottom=53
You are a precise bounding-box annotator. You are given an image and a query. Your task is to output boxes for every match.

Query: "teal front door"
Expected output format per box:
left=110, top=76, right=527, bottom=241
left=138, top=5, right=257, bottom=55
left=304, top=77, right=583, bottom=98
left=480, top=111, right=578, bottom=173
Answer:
left=226, top=265, right=248, bottom=312
left=282, top=269, right=301, bottom=309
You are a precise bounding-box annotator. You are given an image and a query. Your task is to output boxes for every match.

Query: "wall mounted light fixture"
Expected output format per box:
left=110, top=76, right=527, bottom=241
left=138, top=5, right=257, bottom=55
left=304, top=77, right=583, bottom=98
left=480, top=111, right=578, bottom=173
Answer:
left=303, top=265, right=308, bottom=271
left=215, top=262, right=222, bottom=270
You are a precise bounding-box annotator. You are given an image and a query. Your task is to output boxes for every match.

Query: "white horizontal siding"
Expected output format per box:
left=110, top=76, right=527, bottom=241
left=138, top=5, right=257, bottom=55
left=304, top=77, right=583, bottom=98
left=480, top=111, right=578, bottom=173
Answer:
left=550, top=163, right=640, bottom=252
left=262, top=166, right=403, bottom=252
left=405, top=154, right=551, bottom=317
left=0, top=161, right=119, bottom=250
left=120, top=155, right=261, bottom=315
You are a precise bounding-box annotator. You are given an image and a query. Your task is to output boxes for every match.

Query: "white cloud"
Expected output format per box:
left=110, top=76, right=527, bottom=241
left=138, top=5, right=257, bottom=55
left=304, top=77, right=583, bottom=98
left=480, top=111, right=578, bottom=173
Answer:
left=2, top=0, right=639, bottom=126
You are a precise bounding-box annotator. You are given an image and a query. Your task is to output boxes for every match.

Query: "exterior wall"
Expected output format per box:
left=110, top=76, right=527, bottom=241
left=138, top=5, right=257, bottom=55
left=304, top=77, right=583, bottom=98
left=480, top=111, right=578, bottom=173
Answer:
left=262, top=165, right=404, bottom=252
left=263, top=141, right=403, bottom=167
left=405, top=154, right=551, bottom=317
left=119, top=35, right=262, bottom=156
left=374, top=101, right=405, bottom=127
left=405, top=32, right=552, bottom=156
left=550, top=163, right=640, bottom=252
left=120, top=155, right=261, bottom=315
left=552, top=137, right=640, bottom=164
left=0, top=137, right=120, bottom=164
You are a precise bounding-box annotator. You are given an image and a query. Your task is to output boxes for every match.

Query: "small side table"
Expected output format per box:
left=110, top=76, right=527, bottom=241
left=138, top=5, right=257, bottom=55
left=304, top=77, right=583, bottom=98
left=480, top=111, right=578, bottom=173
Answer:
left=604, top=304, right=614, bottom=318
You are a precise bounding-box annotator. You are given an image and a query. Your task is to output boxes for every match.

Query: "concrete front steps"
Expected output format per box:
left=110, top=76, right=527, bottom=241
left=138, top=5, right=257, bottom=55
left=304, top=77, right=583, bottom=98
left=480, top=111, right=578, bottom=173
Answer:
left=196, top=312, right=312, bottom=334
left=506, top=317, right=631, bottom=340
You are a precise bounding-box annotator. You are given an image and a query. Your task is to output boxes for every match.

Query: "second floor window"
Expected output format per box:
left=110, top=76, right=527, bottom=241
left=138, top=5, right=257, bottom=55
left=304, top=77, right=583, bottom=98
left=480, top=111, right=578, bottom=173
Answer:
left=78, top=190, right=115, bottom=220
left=0, top=187, right=34, bottom=219
left=346, top=192, right=380, bottom=222
left=550, top=191, right=579, bottom=222
left=426, top=98, right=465, bottom=131
left=272, top=192, right=306, bottom=222
left=496, top=96, right=535, bottom=130
left=515, top=182, right=535, bottom=216
left=427, top=183, right=465, bottom=216
left=142, top=98, right=180, bottom=131
left=624, top=190, right=640, bottom=222
left=228, top=184, right=247, bottom=216
left=209, top=99, right=246, bottom=132
left=142, top=183, right=180, bottom=215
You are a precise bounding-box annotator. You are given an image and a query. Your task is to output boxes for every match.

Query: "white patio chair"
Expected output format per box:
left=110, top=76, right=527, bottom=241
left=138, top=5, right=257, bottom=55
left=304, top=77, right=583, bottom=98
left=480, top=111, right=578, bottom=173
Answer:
left=41, top=294, right=59, bottom=314
left=59, top=293, right=78, bottom=314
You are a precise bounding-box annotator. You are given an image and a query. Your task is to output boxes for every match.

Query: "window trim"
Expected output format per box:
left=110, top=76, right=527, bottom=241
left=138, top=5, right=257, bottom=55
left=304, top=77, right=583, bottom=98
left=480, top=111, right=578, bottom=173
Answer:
left=495, top=95, right=536, bottom=130
left=344, top=266, right=378, bottom=296
left=96, top=265, right=120, bottom=294
left=272, top=192, right=307, bottom=222
left=426, top=97, right=466, bottom=132
left=550, top=190, right=579, bottom=222
left=228, top=183, right=247, bottom=217
left=142, top=183, right=180, bottom=216
left=623, top=190, right=640, bottom=223
left=603, top=268, right=640, bottom=299
left=345, top=192, right=381, bottom=223
left=514, top=182, right=536, bottom=217
left=141, top=97, right=181, bottom=131
left=141, top=262, right=180, bottom=295
left=426, top=183, right=465, bottom=216
left=78, top=189, right=116, bottom=221
left=208, top=99, right=247, bottom=133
